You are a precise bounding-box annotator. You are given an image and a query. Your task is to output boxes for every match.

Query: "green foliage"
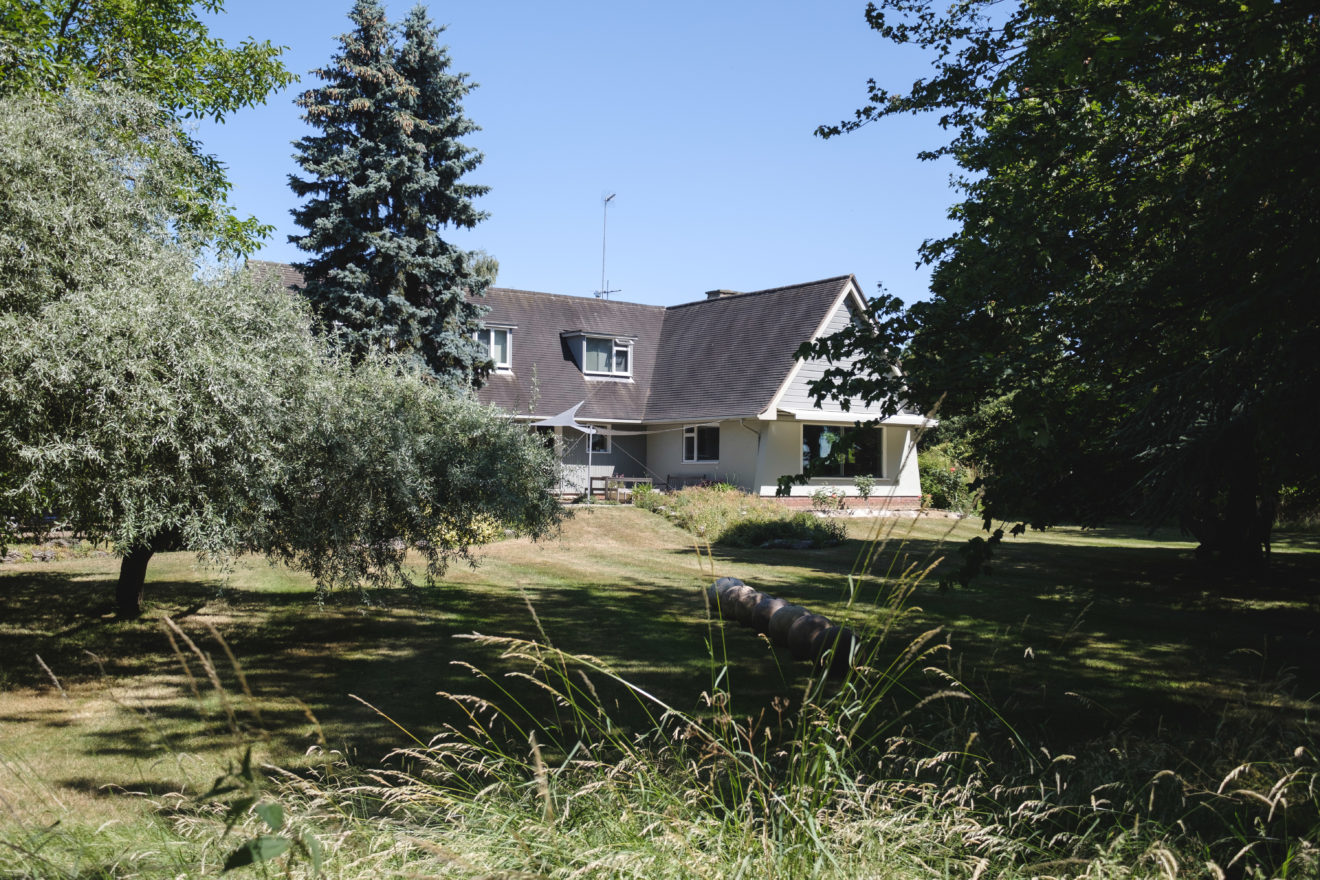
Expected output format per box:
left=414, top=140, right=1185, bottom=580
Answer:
left=917, top=445, right=978, bottom=514
left=0, top=246, right=559, bottom=597
left=717, top=512, right=846, bottom=549
left=0, top=0, right=294, bottom=255
left=0, top=87, right=235, bottom=317
left=638, top=485, right=843, bottom=548
left=291, top=0, right=492, bottom=388
left=810, top=486, right=846, bottom=513
left=816, top=0, right=1320, bottom=565
left=0, top=88, right=560, bottom=606
left=258, top=359, right=561, bottom=595
left=630, top=482, right=658, bottom=509
left=203, top=747, right=322, bottom=876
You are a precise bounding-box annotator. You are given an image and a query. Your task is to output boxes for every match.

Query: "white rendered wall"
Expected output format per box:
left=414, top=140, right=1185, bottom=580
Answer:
left=645, top=421, right=758, bottom=490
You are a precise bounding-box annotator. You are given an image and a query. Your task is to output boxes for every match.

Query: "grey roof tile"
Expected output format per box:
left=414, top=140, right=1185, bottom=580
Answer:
left=247, top=260, right=855, bottom=423
left=645, top=277, right=853, bottom=421
left=247, top=259, right=304, bottom=294
left=478, top=288, right=665, bottom=421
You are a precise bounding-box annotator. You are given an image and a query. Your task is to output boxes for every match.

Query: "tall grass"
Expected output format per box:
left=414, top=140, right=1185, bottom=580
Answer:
left=6, top=522, right=1317, bottom=878
left=215, top=525, right=1314, bottom=878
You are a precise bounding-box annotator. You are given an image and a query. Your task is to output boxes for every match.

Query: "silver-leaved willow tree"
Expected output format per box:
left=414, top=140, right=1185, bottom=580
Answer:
left=289, top=0, right=494, bottom=390
left=0, top=88, right=560, bottom=618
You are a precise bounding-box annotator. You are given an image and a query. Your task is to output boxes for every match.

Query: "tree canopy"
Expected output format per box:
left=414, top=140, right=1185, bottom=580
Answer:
left=290, top=0, right=493, bottom=388
left=0, top=89, right=560, bottom=617
left=0, top=0, right=295, bottom=253
left=807, top=0, right=1318, bottom=564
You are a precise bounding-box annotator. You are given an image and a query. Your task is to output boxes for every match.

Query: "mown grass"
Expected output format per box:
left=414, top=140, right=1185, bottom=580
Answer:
left=1, top=507, right=1317, bottom=877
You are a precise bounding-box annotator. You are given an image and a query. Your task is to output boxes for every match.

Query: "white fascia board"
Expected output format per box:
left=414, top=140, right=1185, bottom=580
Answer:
left=758, top=275, right=861, bottom=420
left=778, top=409, right=938, bottom=428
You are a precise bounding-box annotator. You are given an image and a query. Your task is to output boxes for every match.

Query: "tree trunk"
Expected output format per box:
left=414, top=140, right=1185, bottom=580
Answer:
left=1193, top=421, right=1269, bottom=570
left=116, top=545, right=154, bottom=618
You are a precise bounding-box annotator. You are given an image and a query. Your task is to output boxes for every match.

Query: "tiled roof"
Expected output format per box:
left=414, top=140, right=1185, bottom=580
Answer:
left=246, top=260, right=856, bottom=423
left=247, top=260, right=304, bottom=294
left=645, top=277, right=853, bottom=421
left=480, top=276, right=855, bottom=422
left=479, top=288, right=666, bottom=421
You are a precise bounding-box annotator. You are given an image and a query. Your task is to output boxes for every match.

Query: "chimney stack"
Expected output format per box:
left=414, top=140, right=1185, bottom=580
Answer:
left=705, top=289, right=741, bottom=300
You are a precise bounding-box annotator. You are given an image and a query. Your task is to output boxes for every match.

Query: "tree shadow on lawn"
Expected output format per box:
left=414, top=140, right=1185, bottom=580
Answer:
left=5, top=526, right=1316, bottom=784
left=703, top=530, right=1320, bottom=748
left=1, top=564, right=801, bottom=772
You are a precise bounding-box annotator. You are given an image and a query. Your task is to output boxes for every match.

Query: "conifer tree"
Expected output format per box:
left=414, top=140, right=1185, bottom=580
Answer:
left=289, top=0, right=491, bottom=388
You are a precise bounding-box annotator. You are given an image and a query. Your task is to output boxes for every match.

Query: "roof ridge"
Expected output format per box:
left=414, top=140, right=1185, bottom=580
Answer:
left=663, top=275, right=854, bottom=311
left=487, top=286, right=667, bottom=311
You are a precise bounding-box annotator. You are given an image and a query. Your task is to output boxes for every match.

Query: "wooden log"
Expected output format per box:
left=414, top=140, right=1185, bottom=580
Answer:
left=750, top=595, right=787, bottom=634
left=767, top=604, right=808, bottom=644
left=808, top=624, right=838, bottom=663
left=706, top=579, right=860, bottom=676
left=732, top=587, right=762, bottom=626
left=717, top=584, right=752, bottom=618
left=786, top=613, right=830, bottom=661
left=820, top=627, right=860, bottom=677
left=707, top=577, right=741, bottom=616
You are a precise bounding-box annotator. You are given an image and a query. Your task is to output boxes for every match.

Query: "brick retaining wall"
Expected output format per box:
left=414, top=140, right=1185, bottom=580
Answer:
left=769, top=495, right=925, bottom=511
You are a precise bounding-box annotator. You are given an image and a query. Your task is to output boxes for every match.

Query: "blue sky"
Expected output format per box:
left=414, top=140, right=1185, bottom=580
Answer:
left=197, top=1, right=958, bottom=307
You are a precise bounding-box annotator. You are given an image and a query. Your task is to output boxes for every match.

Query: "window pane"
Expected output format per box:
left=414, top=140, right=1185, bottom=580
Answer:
left=696, top=425, right=719, bottom=461
left=803, top=425, right=841, bottom=472
left=613, top=345, right=629, bottom=374
left=590, top=425, right=610, bottom=453
left=491, top=329, right=508, bottom=365
left=842, top=428, right=881, bottom=477
left=585, top=338, right=611, bottom=372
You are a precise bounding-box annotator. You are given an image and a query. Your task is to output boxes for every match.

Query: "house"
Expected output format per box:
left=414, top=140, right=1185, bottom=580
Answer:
left=249, top=262, right=930, bottom=507
left=476, top=275, right=930, bottom=507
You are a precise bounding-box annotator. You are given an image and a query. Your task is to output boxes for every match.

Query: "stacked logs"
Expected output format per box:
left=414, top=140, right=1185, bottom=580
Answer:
left=705, top=576, right=859, bottom=676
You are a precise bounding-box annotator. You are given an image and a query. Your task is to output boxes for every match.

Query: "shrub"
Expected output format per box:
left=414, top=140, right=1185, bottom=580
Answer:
left=919, top=444, right=979, bottom=513
left=810, top=486, right=846, bottom=513
left=638, top=486, right=844, bottom=548
left=718, top=512, right=846, bottom=548
left=631, top=482, right=660, bottom=510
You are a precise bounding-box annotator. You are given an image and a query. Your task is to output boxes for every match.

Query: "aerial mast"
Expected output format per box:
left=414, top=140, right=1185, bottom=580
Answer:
left=595, top=193, right=620, bottom=299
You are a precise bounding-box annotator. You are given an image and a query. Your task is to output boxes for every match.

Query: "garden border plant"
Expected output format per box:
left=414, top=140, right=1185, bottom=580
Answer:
left=634, top=484, right=846, bottom=549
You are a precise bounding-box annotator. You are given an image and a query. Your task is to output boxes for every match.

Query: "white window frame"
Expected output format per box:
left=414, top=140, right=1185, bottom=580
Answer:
left=476, top=326, right=512, bottom=371
left=683, top=424, right=719, bottom=463
left=582, top=335, right=633, bottom=378
left=589, top=424, right=611, bottom=454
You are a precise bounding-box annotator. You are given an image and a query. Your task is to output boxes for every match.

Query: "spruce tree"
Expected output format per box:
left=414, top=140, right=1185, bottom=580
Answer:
left=289, top=0, right=492, bottom=388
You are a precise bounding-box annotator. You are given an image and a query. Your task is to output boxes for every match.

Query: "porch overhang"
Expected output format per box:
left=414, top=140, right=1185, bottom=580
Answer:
left=766, top=408, right=937, bottom=428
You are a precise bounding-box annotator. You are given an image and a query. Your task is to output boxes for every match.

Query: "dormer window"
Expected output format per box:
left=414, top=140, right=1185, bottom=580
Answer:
left=565, top=331, right=634, bottom=378
left=476, top=326, right=512, bottom=371
left=584, top=337, right=630, bottom=376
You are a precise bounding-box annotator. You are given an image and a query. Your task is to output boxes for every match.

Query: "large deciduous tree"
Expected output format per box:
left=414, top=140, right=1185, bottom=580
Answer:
left=1, top=89, right=560, bottom=617
left=290, top=0, right=492, bottom=389
left=807, top=0, right=1319, bottom=565
left=0, top=0, right=294, bottom=254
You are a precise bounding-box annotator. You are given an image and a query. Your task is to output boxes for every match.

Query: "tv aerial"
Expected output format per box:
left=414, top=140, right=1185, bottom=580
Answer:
left=594, top=192, right=621, bottom=299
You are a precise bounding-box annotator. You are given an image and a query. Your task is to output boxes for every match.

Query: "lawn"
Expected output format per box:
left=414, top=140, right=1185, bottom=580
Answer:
left=2, top=506, right=1317, bottom=877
